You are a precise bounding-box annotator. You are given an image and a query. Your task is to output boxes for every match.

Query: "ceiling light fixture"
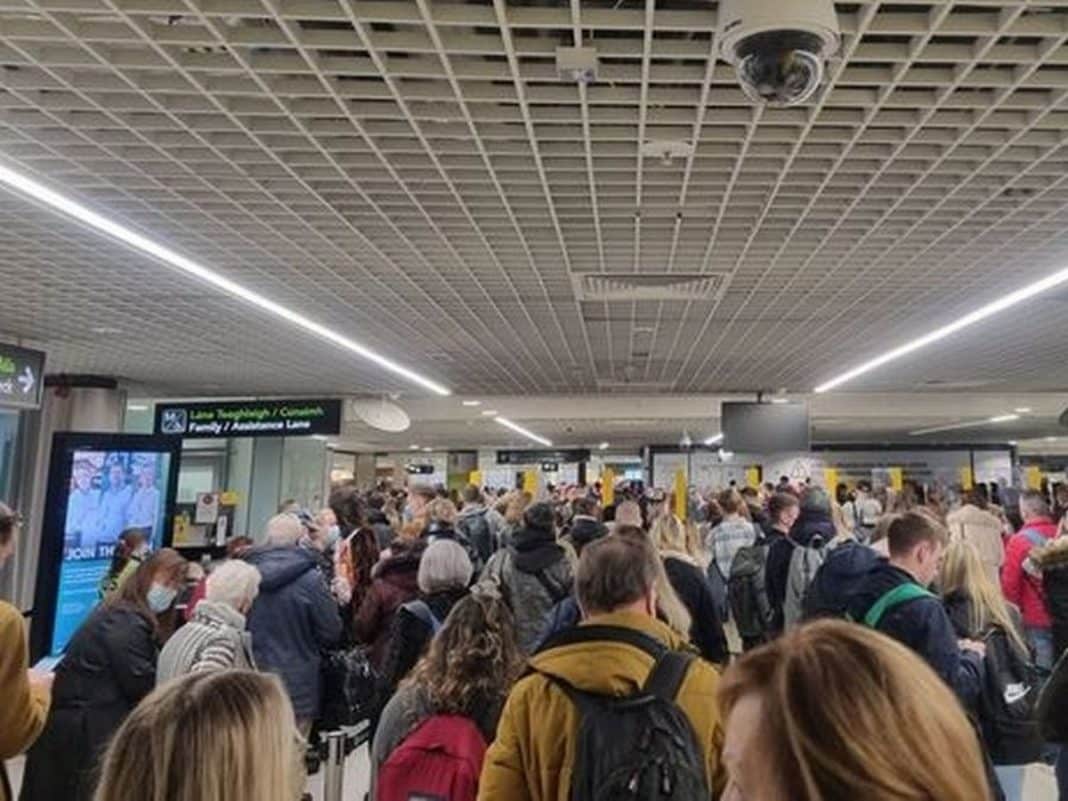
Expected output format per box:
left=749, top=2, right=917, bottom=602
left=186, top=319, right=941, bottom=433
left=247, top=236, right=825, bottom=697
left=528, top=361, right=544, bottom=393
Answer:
left=462, top=400, right=482, bottom=407
left=769, top=397, right=790, bottom=404
left=704, top=433, right=724, bottom=446
left=481, top=409, right=499, bottom=416
left=422, top=447, right=433, bottom=453
left=814, top=264, right=1068, bottom=393
left=126, top=404, right=149, bottom=412
left=598, top=442, right=610, bottom=450
left=409, top=444, right=420, bottom=450
left=0, top=163, right=451, bottom=397
left=495, top=416, right=553, bottom=447
left=1015, top=407, right=1033, bottom=414
left=909, top=414, right=1020, bottom=436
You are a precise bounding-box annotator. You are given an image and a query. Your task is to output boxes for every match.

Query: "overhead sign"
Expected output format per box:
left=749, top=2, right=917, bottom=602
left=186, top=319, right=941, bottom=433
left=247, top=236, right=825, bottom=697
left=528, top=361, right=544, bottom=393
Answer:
left=541, top=462, right=560, bottom=473
left=497, top=448, right=591, bottom=465
left=155, top=399, right=342, bottom=439
left=0, top=343, right=45, bottom=410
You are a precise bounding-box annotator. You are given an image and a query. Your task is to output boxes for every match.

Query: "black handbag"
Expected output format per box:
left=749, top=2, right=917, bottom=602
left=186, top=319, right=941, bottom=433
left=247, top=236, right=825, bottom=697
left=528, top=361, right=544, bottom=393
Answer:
left=319, top=644, right=378, bottom=729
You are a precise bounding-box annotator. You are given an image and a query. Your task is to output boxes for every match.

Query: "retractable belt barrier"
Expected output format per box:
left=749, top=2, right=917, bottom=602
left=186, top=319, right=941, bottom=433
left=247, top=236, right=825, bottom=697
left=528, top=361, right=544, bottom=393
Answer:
left=322, top=721, right=371, bottom=801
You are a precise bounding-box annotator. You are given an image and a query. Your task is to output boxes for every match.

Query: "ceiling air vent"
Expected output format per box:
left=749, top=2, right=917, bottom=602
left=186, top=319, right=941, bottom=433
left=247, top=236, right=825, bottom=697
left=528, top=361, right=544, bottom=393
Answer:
left=572, top=272, right=726, bottom=303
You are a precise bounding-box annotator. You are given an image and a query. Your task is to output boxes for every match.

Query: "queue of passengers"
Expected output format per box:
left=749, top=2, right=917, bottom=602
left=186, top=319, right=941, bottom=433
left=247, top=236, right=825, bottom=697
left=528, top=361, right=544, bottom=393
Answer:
left=3, top=472, right=1068, bottom=801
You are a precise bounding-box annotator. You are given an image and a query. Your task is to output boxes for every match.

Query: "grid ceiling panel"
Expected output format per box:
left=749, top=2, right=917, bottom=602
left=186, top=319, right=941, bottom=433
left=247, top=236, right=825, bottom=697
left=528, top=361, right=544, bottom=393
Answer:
left=2, top=1, right=1068, bottom=396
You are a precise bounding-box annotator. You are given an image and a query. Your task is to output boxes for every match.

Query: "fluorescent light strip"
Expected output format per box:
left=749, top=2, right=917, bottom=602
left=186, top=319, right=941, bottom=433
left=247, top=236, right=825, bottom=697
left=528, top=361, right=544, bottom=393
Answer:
left=0, top=163, right=451, bottom=397
left=814, top=264, right=1068, bottom=393
left=703, top=433, right=724, bottom=446
left=909, top=414, right=1019, bottom=437
left=495, top=416, right=553, bottom=447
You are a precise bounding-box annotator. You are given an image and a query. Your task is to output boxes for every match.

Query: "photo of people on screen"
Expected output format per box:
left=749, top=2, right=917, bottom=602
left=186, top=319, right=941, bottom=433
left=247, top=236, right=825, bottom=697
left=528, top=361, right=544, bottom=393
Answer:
left=64, top=452, right=164, bottom=558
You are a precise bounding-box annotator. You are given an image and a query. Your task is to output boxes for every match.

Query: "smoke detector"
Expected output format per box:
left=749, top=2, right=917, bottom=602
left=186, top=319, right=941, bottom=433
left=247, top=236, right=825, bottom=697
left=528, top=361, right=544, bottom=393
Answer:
left=556, top=46, right=598, bottom=84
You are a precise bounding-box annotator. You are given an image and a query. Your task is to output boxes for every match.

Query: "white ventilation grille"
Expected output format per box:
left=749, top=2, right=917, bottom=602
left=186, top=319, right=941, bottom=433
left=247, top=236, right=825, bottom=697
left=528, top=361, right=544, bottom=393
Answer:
left=572, top=273, right=726, bottom=302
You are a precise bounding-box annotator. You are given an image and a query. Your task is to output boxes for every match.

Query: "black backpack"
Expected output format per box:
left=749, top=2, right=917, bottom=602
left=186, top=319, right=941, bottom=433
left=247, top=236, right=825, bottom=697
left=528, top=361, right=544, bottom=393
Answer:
left=535, top=626, right=710, bottom=801
left=980, top=627, right=1043, bottom=764
left=319, top=644, right=378, bottom=729
left=727, top=539, right=772, bottom=642
left=458, top=510, right=495, bottom=565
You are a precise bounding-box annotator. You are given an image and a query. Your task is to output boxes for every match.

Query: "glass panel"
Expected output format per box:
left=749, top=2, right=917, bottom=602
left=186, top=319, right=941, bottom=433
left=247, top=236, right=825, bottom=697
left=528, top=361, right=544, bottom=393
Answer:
left=0, top=410, right=19, bottom=501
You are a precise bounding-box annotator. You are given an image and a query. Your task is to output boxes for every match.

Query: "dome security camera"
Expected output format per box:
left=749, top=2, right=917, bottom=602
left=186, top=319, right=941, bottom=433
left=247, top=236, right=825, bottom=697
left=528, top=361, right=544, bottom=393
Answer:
left=718, top=0, right=840, bottom=107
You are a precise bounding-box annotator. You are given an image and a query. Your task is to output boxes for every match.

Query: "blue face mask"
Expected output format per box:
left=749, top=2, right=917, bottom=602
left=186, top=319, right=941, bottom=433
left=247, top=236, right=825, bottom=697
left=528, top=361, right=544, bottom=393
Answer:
left=146, top=582, right=178, bottom=613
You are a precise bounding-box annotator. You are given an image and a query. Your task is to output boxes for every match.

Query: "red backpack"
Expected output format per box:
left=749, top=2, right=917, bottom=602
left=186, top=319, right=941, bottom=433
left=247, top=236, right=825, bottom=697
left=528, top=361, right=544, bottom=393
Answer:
left=376, top=715, right=487, bottom=801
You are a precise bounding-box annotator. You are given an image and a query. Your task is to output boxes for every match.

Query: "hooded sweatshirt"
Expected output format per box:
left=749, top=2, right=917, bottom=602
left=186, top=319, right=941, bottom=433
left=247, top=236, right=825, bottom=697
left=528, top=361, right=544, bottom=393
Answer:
left=245, top=546, right=342, bottom=719
left=845, top=561, right=983, bottom=708
left=480, top=525, right=573, bottom=654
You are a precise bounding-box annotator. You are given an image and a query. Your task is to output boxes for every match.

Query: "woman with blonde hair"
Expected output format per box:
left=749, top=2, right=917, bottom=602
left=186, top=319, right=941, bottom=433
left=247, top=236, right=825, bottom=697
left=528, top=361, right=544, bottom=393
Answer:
left=719, top=619, right=994, bottom=801
left=650, top=515, right=728, bottom=663
left=942, top=540, right=1028, bottom=655
left=93, top=670, right=303, bottom=801
left=941, top=540, right=1039, bottom=796
left=499, top=491, right=532, bottom=549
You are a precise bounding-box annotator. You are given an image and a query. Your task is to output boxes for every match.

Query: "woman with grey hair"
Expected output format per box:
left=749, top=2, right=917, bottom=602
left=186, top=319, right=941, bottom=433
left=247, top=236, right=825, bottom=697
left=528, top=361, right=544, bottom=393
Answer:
left=377, top=539, right=472, bottom=698
left=156, top=559, right=261, bottom=684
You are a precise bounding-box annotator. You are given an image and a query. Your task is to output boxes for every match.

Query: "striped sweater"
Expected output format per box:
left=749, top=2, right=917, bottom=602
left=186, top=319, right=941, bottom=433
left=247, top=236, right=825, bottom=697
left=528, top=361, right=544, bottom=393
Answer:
left=156, top=600, right=255, bottom=685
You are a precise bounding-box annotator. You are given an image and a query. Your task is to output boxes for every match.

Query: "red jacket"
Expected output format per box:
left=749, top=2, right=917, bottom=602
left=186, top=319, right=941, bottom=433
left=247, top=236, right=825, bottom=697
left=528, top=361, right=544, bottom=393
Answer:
left=1001, top=517, right=1058, bottom=628
left=353, top=548, right=421, bottom=669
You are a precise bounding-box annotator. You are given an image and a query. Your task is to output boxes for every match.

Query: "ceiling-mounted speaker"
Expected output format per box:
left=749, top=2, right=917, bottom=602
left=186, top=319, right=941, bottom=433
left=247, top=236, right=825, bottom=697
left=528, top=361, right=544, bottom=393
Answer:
left=350, top=398, right=411, bottom=433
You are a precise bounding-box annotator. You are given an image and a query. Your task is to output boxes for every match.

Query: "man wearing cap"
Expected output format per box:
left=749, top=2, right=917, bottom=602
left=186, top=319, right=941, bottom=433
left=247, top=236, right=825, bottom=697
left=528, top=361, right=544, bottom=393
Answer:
left=479, top=501, right=574, bottom=654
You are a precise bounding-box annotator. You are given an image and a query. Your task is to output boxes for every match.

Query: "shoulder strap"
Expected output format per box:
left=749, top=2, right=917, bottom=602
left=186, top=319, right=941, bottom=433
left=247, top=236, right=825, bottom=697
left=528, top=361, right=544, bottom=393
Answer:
left=863, top=583, right=935, bottom=628
left=402, top=599, right=442, bottom=635
left=533, top=567, right=570, bottom=603
left=535, top=623, right=668, bottom=659
left=642, top=650, right=694, bottom=703
left=1022, top=529, right=1047, bottom=549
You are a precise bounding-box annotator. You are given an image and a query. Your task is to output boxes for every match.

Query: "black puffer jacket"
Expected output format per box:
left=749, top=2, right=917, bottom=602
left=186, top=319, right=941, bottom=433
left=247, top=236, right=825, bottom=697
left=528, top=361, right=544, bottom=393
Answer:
left=377, top=586, right=468, bottom=694
left=20, top=604, right=157, bottom=801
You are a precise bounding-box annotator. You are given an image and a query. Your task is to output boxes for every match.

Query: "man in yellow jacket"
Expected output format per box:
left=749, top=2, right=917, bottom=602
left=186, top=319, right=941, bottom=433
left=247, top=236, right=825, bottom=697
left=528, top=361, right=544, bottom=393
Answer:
left=0, top=504, right=51, bottom=801
left=479, top=531, right=726, bottom=801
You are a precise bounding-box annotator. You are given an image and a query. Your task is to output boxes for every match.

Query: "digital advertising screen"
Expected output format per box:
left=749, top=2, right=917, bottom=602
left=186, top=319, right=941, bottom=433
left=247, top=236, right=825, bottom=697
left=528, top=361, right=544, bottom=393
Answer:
left=31, top=433, right=180, bottom=660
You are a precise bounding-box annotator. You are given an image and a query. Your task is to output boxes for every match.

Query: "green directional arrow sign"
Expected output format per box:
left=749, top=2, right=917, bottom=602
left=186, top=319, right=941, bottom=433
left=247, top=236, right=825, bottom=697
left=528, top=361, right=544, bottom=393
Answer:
left=0, top=343, right=45, bottom=410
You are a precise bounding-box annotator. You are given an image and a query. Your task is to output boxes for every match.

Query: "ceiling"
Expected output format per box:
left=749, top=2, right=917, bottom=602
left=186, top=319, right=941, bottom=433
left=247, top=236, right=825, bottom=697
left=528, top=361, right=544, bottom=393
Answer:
left=332, top=393, right=1068, bottom=451
left=3, top=0, right=1068, bottom=442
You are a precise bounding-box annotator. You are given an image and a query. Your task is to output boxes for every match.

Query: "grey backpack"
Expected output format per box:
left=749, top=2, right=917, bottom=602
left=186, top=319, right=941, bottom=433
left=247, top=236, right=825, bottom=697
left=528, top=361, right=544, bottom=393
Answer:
left=783, top=536, right=827, bottom=628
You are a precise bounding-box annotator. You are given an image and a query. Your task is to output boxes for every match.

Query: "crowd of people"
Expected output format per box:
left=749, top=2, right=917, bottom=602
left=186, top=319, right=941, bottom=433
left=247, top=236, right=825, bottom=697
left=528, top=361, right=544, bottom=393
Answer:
left=3, top=473, right=1068, bottom=801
